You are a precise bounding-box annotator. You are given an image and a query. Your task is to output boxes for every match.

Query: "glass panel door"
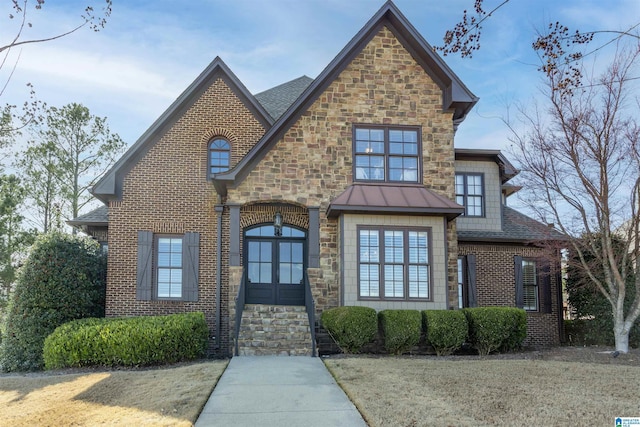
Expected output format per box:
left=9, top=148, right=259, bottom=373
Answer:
left=279, top=241, right=304, bottom=284
left=247, top=241, right=272, bottom=284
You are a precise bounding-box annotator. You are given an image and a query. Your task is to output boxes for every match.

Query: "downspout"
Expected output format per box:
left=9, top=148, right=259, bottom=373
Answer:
left=444, top=217, right=450, bottom=309
left=215, top=202, right=224, bottom=350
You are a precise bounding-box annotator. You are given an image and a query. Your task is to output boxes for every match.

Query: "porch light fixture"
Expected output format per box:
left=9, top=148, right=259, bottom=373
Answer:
left=274, top=212, right=283, bottom=236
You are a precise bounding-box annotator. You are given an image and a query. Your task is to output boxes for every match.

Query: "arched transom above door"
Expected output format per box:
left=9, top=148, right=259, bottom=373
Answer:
left=240, top=203, right=309, bottom=230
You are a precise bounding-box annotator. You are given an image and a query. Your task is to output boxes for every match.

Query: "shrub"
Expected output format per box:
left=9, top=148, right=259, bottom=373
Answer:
left=379, top=310, right=421, bottom=355
left=321, top=306, right=377, bottom=353
left=423, top=310, right=468, bottom=356
left=464, top=307, right=527, bottom=356
left=499, top=308, right=528, bottom=352
left=43, top=312, right=208, bottom=369
left=0, top=233, right=106, bottom=372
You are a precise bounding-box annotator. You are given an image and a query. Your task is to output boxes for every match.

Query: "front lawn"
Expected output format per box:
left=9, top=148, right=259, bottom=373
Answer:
left=0, top=360, right=227, bottom=426
left=325, top=349, right=640, bottom=427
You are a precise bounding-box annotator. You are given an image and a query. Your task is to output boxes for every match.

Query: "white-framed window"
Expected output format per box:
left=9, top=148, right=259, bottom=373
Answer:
left=156, top=236, right=183, bottom=298
left=521, top=259, right=539, bottom=311
left=136, top=231, right=199, bottom=302
left=358, top=227, right=431, bottom=300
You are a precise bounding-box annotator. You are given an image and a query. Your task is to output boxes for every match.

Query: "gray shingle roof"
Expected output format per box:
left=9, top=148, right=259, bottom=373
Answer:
left=254, top=76, right=314, bottom=120
left=457, top=206, right=566, bottom=243
left=67, top=205, right=108, bottom=226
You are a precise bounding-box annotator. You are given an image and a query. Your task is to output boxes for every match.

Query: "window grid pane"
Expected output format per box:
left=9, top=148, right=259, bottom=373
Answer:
left=384, top=265, right=404, bottom=298
left=457, top=257, right=465, bottom=309
left=279, top=242, right=303, bottom=284
left=248, top=241, right=272, bottom=283
left=522, top=260, right=538, bottom=310
left=455, top=173, right=484, bottom=217
left=209, top=138, right=230, bottom=174
left=359, top=230, right=380, bottom=297
left=359, top=228, right=430, bottom=300
left=408, top=231, right=429, bottom=299
left=355, top=127, right=419, bottom=183
left=157, top=237, right=182, bottom=298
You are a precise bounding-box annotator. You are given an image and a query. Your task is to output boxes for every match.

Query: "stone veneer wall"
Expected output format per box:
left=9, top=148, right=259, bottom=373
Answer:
left=458, top=243, right=562, bottom=346
left=227, top=26, right=458, bottom=315
left=106, top=77, right=266, bottom=356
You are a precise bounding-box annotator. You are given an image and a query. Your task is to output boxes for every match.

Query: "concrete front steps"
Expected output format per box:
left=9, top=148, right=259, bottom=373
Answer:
left=236, top=304, right=315, bottom=356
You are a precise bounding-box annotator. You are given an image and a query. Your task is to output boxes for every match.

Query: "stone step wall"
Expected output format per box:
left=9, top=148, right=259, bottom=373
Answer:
left=237, top=304, right=314, bottom=356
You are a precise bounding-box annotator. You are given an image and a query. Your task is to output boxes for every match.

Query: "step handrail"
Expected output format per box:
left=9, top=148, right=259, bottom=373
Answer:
left=304, top=271, right=317, bottom=357
left=234, top=268, right=247, bottom=356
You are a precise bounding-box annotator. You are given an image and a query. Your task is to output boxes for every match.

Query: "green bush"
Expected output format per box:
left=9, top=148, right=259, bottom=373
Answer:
left=43, top=312, right=208, bottom=369
left=379, top=310, right=421, bottom=355
left=423, top=310, right=468, bottom=356
left=0, top=233, right=106, bottom=372
left=499, top=308, right=528, bottom=352
left=464, top=307, right=527, bottom=356
left=321, top=306, right=377, bottom=353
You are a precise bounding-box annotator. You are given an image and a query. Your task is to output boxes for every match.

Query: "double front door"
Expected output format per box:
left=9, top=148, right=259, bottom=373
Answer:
left=245, top=225, right=306, bottom=305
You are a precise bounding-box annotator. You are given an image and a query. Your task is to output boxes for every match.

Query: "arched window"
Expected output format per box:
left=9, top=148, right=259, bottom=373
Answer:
left=209, top=138, right=230, bottom=174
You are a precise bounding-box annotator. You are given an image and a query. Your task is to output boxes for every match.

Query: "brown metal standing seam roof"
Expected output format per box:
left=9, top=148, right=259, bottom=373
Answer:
left=327, top=184, right=464, bottom=219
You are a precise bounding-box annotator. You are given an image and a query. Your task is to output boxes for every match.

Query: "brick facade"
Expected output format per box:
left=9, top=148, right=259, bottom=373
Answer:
left=105, top=77, right=266, bottom=356
left=97, top=7, right=563, bottom=357
left=458, top=243, right=562, bottom=346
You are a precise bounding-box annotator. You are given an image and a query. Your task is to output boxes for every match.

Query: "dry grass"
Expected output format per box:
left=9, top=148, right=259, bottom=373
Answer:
left=0, top=360, right=227, bottom=426
left=325, top=354, right=640, bottom=427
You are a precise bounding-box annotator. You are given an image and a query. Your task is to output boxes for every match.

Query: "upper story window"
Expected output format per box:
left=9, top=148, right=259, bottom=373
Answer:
left=455, top=173, right=484, bottom=217
left=209, top=138, right=230, bottom=174
left=354, top=126, right=420, bottom=183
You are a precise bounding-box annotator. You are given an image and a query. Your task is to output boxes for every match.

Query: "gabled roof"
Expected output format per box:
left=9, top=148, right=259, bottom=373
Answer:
left=455, top=148, right=519, bottom=183
left=91, top=57, right=273, bottom=203
left=212, top=0, right=478, bottom=196
left=67, top=205, right=109, bottom=227
left=327, top=184, right=464, bottom=220
left=457, top=206, right=567, bottom=243
left=255, top=76, right=314, bottom=120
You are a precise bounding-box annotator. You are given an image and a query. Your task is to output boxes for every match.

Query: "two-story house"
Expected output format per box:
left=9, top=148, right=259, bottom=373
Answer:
left=70, top=1, right=565, bottom=356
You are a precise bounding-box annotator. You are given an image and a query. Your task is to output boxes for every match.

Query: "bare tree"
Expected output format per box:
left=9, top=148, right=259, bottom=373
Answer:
left=1, top=1, right=113, bottom=134
left=509, top=45, right=640, bottom=352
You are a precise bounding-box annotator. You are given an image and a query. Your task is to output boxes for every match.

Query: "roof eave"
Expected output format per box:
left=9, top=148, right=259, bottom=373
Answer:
left=457, top=234, right=567, bottom=244
left=216, top=0, right=478, bottom=191
left=93, top=57, right=273, bottom=201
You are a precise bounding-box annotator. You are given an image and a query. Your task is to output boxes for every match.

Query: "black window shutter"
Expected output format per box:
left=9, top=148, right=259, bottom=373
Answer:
left=136, top=231, right=153, bottom=300
left=540, top=260, right=552, bottom=313
left=466, top=254, right=478, bottom=308
left=182, top=232, right=200, bottom=302
left=514, top=255, right=524, bottom=308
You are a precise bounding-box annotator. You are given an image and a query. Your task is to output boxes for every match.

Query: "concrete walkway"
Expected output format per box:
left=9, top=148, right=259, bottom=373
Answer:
left=195, top=356, right=367, bottom=427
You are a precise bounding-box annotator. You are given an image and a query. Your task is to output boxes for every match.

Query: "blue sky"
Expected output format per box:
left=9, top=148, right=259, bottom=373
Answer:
left=1, top=0, right=637, bottom=154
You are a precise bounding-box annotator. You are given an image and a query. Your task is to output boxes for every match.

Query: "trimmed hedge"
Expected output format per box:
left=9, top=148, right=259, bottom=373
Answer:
left=43, top=312, right=208, bottom=369
left=423, top=310, right=468, bottom=356
left=321, top=306, right=377, bottom=353
left=499, top=308, right=528, bottom=352
left=464, top=307, right=527, bottom=355
left=379, top=309, right=421, bottom=355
